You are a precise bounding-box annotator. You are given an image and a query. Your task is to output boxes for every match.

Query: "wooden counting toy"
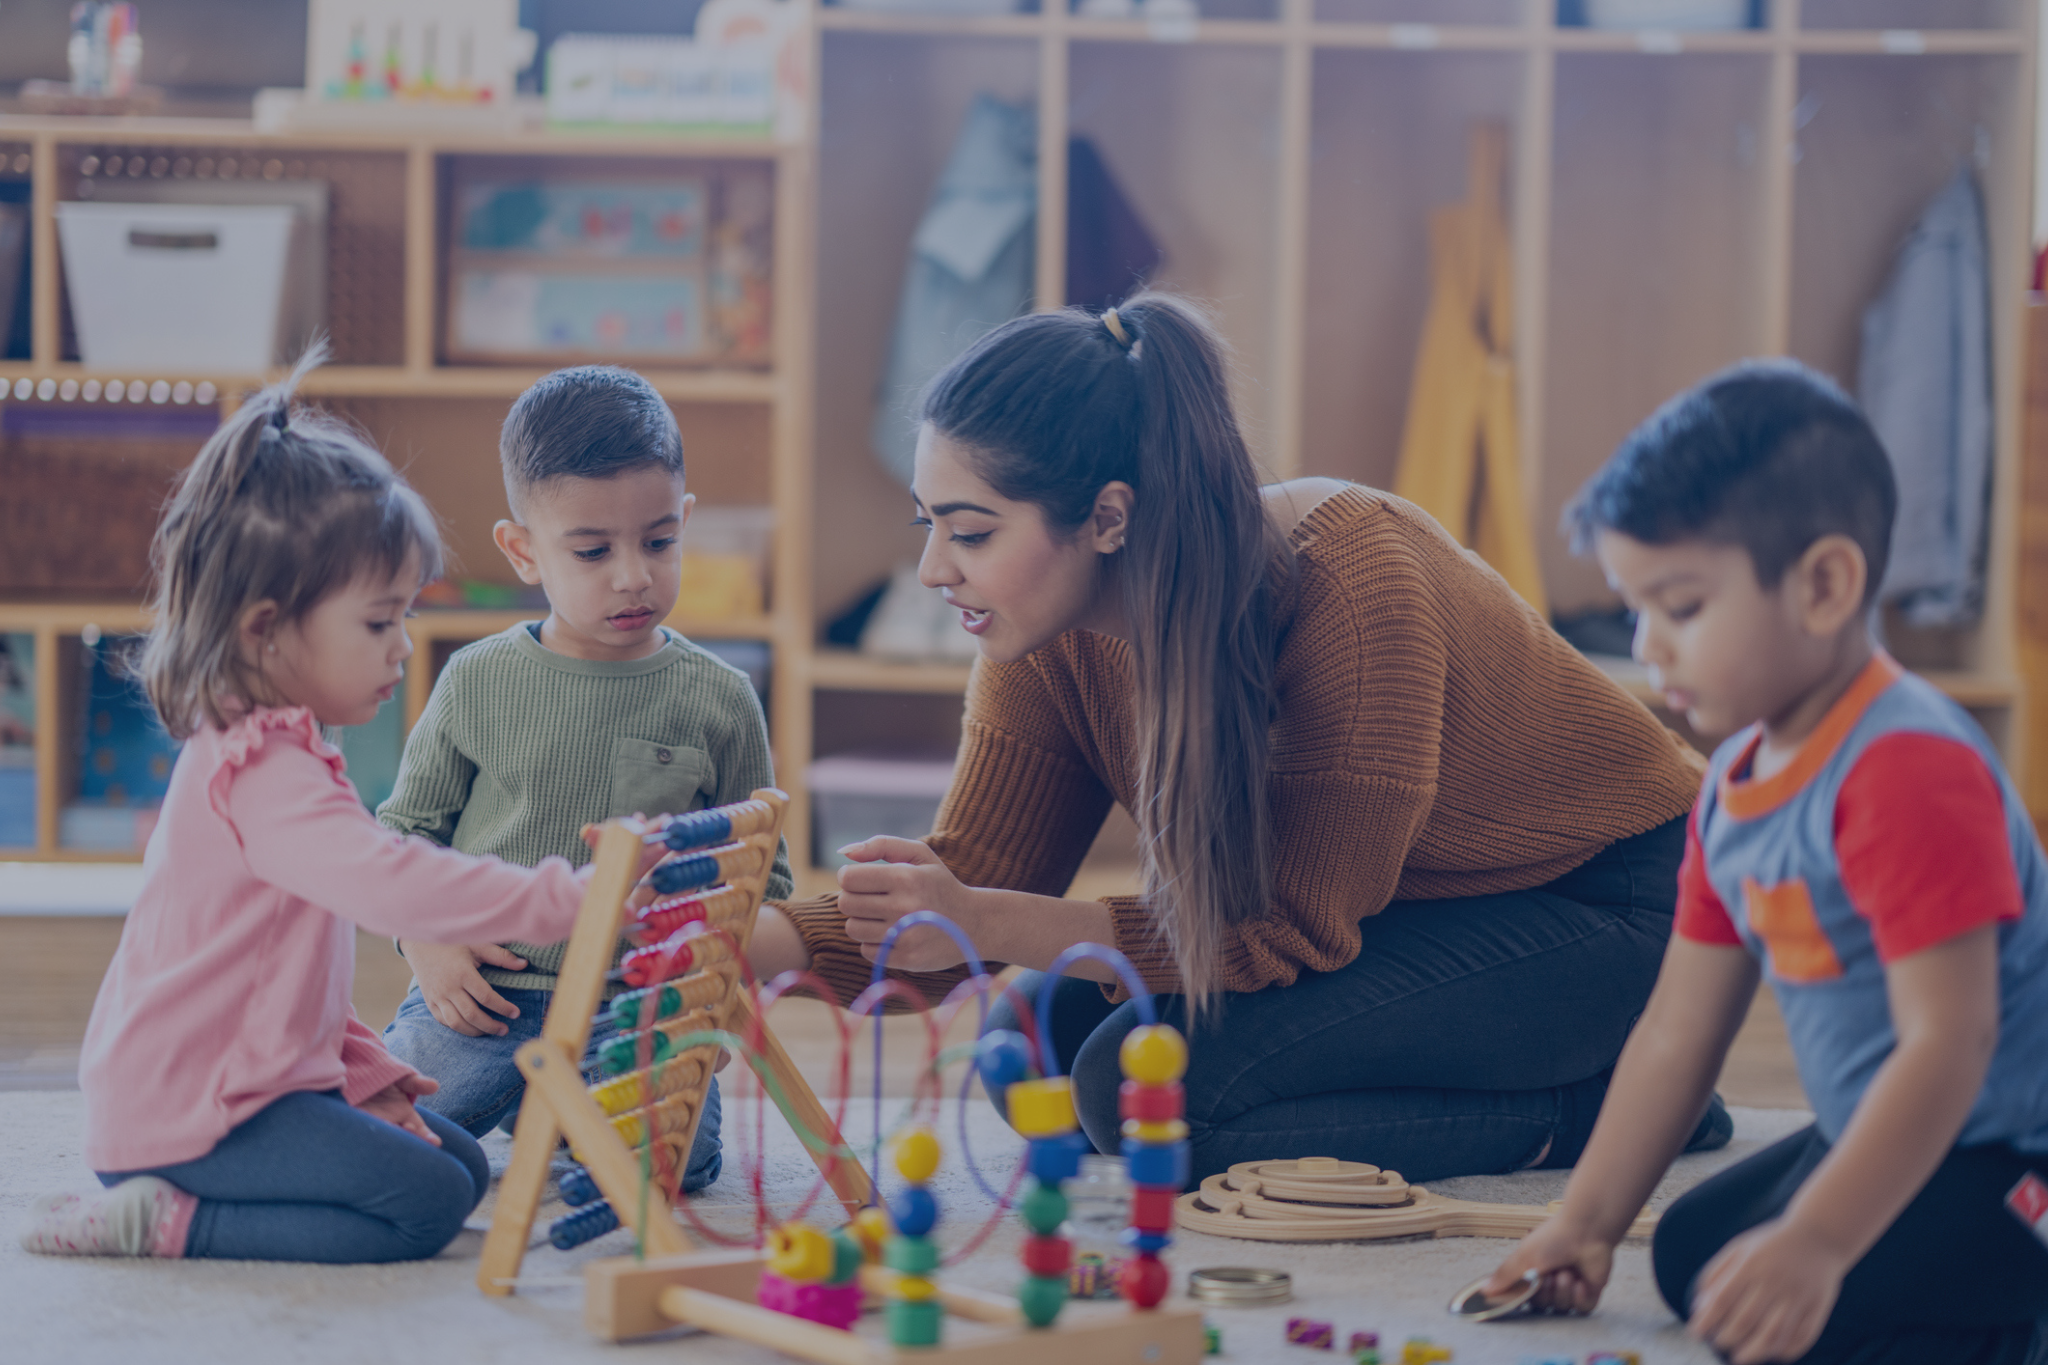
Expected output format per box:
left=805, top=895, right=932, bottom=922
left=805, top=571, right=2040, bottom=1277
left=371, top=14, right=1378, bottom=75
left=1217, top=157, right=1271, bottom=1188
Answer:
left=479, top=790, right=873, bottom=1292
left=503, top=907, right=1206, bottom=1365
left=1176, top=1157, right=1657, bottom=1243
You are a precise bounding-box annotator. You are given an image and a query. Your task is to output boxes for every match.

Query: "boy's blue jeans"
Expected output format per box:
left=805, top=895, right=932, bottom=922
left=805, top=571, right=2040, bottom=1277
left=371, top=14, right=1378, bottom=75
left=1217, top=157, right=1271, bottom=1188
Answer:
left=99, top=1089, right=490, bottom=1262
left=382, top=984, right=723, bottom=1193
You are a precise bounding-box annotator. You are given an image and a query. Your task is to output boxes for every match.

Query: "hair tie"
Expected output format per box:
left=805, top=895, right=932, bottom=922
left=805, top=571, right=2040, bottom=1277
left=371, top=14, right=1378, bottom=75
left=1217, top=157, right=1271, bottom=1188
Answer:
left=1102, top=308, right=1133, bottom=350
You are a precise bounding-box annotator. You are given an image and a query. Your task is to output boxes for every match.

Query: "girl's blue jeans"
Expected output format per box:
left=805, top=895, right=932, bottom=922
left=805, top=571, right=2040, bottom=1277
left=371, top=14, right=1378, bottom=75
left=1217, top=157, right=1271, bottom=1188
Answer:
left=986, top=816, right=1688, bottom=1184
left=97, top=1089, right=489, bottom=1262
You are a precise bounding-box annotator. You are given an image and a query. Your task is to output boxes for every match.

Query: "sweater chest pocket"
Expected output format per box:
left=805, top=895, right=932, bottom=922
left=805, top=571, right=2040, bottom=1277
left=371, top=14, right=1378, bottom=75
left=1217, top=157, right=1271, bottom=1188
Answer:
left=609, top=739, right=715, bottom=821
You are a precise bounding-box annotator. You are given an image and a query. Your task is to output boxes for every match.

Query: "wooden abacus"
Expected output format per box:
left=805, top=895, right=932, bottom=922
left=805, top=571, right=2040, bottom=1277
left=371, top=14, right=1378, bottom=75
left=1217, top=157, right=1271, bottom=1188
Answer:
left=477, top=788, right=873, bottom=1296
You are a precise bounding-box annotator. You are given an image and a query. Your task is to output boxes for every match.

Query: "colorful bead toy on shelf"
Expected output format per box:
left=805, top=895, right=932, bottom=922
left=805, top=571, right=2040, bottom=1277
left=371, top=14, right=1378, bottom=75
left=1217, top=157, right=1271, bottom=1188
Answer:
left=1286, top=1317, right=1335, bottom=1348
left=1398, top=1338, right=1452, bottom=1365
left=1349, top=1329, right=1382, bottom=1364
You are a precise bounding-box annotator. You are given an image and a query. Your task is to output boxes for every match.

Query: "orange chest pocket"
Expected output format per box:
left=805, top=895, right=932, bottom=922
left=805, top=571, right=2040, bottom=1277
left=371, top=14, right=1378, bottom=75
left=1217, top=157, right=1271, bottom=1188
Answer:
left=1742, top=876, right=1844, bottom=984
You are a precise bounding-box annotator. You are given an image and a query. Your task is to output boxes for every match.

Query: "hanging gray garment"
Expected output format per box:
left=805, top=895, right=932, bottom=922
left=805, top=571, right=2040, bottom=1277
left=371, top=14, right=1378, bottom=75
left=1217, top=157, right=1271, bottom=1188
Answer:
left=870, top=94, right=1037, bottom=486
left=1857, top=167, right=1993, bottom=628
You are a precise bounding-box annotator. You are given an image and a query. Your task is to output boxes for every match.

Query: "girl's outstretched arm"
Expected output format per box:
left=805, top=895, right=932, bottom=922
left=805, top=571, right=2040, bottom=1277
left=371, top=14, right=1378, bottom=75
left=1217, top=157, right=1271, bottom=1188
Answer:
left=1485, top=937, right=1758, bottom=1312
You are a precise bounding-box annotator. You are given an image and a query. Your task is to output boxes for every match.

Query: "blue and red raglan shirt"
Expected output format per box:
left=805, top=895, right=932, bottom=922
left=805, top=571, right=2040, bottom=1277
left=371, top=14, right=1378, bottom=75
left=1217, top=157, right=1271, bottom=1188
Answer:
left=1678, top=652, right=2048, bottom=1154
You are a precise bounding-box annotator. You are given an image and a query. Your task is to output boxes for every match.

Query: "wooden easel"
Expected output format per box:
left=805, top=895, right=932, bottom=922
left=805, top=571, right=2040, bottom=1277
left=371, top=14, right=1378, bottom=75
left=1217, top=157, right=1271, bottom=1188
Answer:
left=478, top=789, right=874, bottom=1296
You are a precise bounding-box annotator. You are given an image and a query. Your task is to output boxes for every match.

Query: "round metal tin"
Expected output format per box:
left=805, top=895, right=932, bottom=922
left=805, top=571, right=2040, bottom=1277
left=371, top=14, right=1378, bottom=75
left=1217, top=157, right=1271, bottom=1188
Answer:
left=1446, top=1268, right=1540, bottom=1321
left=1187, top=1266, right=1294, bottom=1306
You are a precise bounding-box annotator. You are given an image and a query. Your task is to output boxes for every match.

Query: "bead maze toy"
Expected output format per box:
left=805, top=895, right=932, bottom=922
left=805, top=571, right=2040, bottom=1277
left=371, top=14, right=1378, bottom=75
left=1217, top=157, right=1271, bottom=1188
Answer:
left=1174, top=1157, right=1657, bottom=1242
left=562, top=916, right=1208, bottom=1363
left=478, top=790, right=873, bottom=1293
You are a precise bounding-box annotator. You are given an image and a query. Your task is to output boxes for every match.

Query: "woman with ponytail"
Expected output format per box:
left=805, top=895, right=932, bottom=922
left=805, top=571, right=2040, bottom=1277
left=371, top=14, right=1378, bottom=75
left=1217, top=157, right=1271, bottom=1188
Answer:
left=752, top=294, right=1723, bottom=1181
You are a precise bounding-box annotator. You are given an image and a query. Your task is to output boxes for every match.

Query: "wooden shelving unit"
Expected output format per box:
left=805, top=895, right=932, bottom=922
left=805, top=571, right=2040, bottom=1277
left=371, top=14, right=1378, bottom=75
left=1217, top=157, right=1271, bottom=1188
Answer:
left=806, top=0, right=2039, bottom=844
left=3, top=0, right=2039, bottom=878
left=0, top=116, right=817, bottom=863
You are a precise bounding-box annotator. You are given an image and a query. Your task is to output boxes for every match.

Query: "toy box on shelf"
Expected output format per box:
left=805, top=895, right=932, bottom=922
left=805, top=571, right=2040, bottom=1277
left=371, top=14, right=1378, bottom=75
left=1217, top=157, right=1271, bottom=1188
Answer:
left=545, top=0, right=810, bottom=145
left=256, top=0, right=533, bottom=133
left=443, top=160, right=774, bottom=367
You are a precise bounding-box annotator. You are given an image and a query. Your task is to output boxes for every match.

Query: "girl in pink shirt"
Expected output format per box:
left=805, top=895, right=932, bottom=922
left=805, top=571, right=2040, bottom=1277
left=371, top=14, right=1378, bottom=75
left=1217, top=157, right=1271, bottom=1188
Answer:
left=21, top=350, right=641, bottom=1264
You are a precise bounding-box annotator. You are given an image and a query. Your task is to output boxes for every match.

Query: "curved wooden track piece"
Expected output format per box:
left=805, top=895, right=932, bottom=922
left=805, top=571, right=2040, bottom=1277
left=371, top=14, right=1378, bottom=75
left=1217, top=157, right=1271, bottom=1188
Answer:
left=1175, top=1155, right=1658, bottom=1243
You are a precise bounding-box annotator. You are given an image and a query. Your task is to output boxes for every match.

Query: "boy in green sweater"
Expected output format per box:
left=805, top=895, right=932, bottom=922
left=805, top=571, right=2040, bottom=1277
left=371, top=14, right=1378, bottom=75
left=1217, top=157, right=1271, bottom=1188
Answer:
left=379, top=366, right=791, bottom=1192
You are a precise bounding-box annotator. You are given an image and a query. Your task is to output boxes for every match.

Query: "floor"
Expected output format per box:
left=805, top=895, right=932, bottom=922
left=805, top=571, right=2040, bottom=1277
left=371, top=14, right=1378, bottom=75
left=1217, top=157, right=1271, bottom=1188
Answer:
left=0, top=914, right=1809, bottom=1108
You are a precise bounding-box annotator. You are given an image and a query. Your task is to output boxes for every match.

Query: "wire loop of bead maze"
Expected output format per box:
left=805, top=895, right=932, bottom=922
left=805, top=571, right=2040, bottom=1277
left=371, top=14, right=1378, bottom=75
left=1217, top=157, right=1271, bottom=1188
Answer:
left=478, top=788, right=874, bottom=1296
left=480, top=807, right=1207, bottom=1363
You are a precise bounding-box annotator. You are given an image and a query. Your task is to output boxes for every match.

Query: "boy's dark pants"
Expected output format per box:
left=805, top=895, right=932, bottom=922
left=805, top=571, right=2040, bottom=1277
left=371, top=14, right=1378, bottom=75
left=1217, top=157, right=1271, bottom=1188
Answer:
left=1654, top=1125, right=2048, bottom=1364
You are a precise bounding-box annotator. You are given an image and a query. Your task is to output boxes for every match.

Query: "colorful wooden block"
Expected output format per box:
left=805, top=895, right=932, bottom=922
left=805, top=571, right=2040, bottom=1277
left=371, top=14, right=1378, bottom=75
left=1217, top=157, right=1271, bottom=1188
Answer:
left=1285, top=1317, right=1335, bottom=1349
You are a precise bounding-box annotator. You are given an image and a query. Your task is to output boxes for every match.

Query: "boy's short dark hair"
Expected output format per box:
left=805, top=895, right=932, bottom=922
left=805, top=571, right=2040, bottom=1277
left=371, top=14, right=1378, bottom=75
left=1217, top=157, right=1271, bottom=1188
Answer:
left=1566, top=359, right=1897, bottom=604
left=500, top=366, right=684, bottom=515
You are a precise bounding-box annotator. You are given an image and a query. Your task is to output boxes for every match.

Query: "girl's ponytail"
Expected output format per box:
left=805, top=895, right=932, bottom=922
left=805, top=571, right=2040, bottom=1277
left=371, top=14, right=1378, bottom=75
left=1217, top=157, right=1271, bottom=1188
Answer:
left=922, top=293, right=1293, bottom=1010
left=137, top=342, right=441, bottom=738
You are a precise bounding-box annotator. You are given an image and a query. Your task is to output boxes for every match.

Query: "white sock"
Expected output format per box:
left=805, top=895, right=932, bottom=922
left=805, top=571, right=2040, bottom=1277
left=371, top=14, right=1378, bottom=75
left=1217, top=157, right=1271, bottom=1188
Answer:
left=20, top=1176, right=193, bottom=1257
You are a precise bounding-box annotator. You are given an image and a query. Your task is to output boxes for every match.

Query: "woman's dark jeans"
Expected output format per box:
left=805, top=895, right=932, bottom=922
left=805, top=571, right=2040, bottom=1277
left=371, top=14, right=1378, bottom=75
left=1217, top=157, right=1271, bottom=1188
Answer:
left=985, top=816, right=1685, bottom=1184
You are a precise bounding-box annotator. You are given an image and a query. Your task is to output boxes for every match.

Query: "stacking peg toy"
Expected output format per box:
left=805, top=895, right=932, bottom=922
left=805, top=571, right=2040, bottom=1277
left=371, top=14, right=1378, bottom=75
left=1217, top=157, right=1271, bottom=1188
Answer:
left=885, top=1125, right=945, bottom=1347
left=1118, top=1022, right=1190, bottom=1309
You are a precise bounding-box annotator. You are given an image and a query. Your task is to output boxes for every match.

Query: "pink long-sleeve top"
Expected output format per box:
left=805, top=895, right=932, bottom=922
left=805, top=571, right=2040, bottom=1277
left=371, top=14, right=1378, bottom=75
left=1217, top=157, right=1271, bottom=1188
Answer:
left=80, top=707, right=593, bottom=1172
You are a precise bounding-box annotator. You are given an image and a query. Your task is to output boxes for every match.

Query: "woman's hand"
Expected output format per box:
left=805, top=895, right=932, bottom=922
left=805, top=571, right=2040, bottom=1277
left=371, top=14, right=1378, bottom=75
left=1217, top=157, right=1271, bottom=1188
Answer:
left=1483, top=1213, right=1616, bottom=1317
left=837, top=837, right=975, bottom=971
left=357, top=1076, right=442, bottom=1145
left=401, top=940, right=529, bottom=1036
left=1687, top=1218, right=1846, bottom=1365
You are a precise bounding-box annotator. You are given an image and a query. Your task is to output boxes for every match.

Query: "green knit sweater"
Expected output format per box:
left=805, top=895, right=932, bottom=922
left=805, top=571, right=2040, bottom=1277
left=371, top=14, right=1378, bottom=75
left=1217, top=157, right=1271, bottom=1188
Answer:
left=377, top=624, right=793, bottom=991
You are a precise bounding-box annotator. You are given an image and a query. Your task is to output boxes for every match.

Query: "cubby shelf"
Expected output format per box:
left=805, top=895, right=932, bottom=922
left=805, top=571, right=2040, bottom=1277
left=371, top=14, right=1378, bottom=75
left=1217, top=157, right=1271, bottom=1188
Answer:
left=3, top=0, right=2039, bottom=880
left=0, top=363, right=780, bottom=402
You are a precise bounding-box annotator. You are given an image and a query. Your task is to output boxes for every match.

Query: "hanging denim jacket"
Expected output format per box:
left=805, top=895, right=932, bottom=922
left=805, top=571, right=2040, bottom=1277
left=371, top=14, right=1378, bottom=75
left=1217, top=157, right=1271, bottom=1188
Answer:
left=870, top=94, right=1037, bottom=486
left=1858, top=167, right=1993, bottom=628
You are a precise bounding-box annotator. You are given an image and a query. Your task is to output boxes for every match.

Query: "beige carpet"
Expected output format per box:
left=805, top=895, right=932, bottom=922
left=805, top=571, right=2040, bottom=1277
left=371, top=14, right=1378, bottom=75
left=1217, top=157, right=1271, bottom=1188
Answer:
left=1, top=1090, right=1810, bottom=1364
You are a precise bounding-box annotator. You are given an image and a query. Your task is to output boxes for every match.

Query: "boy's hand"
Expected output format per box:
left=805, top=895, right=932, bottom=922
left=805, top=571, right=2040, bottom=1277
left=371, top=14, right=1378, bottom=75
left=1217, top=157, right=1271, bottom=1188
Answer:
left=1688, top=1218, right=1846, bottom=1365
left=401, top=940, right=529, bottom=1037
left=357, top=1075, right=442, bottom=1145
left=1484, top=1213, right=1615, bottom=1316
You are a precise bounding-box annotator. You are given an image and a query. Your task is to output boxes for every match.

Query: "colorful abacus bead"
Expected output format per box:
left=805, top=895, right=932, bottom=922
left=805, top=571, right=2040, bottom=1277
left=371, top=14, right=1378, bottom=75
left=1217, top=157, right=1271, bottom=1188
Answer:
left=548, top=1200, right=618, bottom=1249
left=1286, top=1317, right=1335, bottom=1349
left=558, top=1164, right=601, bottom=1207
left=885, top=1127, right=944, bottom=1348
left=608, top=982, right=683, bottom=1031
left=631, top=894, right=713, bottom=943
left=618, top=930, right=698, bottom=989
left=1007, top=1074, right=1082, bottom=1328
left=1117, top=1023, right=1188, bottom=1311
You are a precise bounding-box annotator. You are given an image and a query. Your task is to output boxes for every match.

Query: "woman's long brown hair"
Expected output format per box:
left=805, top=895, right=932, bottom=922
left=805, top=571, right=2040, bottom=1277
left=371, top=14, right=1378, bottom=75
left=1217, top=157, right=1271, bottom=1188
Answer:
left=920, top=293, right=1293, bottom=1009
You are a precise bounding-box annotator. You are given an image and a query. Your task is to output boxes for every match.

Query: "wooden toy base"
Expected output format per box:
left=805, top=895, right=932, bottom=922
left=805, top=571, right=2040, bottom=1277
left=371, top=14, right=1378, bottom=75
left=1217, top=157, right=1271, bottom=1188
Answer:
left=586, top=1250, right=1210, bottom=1365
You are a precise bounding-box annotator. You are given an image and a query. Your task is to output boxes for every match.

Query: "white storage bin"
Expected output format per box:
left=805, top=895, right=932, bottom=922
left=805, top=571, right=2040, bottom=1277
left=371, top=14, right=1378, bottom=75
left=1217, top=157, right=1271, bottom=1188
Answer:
left=807, top=752, right=955, bottom=868
left=56, top=201, right=303, bottom=372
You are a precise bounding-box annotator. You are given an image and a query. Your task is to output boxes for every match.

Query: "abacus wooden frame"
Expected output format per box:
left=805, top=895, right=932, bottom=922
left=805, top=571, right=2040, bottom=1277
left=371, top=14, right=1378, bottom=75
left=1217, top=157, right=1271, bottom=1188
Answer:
left=476, top=788, right=874, bottom=1297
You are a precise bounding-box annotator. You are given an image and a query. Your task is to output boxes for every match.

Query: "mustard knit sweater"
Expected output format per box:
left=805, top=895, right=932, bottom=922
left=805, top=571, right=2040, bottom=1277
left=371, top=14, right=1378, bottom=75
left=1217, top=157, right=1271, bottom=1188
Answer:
left=783, top=486, right=1702, bottom=1003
